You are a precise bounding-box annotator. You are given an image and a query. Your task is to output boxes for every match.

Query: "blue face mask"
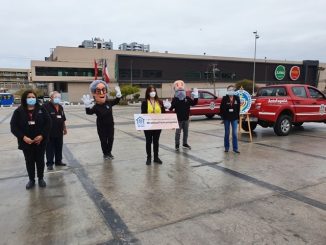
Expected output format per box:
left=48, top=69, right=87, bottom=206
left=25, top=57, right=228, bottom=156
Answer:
left=175, top=90, right=186, bottom=100
left=26, top=98, right=36, bottom=106
left=53, top=98, right=61, bottom=104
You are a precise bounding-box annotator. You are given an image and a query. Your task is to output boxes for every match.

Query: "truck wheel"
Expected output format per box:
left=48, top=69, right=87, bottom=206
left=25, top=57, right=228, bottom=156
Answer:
left=205, top=114, right=215, bottom=119
left=293, top=122, right=304, bottom=127
left=241, top=122, right=257, bottom=131
left=274, top=115, right=292, bottom=136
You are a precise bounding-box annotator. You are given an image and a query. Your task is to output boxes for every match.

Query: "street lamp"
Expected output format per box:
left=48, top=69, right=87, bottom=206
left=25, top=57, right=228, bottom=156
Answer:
left=252, top=31, right=260, bottom=95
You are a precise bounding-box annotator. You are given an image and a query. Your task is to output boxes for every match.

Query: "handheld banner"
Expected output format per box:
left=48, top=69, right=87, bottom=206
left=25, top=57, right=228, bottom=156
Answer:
left=134, top=114, right=179, bottom=130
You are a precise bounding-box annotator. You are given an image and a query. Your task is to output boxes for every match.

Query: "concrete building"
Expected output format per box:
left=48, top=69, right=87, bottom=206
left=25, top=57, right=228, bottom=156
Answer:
left=0, top=68, right=31, bottom=92
left=30, top=46, right=326, bottom=103
left=119, top=42, right=150, bottom=52
left=80, top=37, right=113, bottom=50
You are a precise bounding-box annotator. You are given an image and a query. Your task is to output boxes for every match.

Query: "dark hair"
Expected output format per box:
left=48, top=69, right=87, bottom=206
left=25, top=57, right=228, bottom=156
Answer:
left=21, top=89, right=38, bottom=108
left=227, top=85, right=235, bottom=90
left=145, top=85, right=159, bottom=101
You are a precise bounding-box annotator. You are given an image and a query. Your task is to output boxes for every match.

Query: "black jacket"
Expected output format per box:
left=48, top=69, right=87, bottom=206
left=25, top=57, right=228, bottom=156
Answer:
left=220, top=95, right=241, bottom=121
left=141, top=100, right=166, bottom=114
left=44, top=102, right=66, bottom=138
left=169, top=96, right=198, bottom=121
left=10, top=105, right=51, bottom=150
left=86, top=98, right=120, bottom=126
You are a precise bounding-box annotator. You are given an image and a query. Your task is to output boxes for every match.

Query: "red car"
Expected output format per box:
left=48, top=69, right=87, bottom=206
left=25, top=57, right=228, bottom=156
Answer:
left=167, top=90, right=222, bottom=118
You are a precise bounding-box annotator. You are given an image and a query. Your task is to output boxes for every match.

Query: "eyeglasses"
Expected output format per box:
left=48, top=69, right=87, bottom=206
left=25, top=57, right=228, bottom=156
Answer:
left=95, top=88, right=107, bottom=94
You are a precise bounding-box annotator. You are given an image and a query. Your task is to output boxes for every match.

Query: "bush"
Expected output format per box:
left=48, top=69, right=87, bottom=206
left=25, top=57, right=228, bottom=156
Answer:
left=235, top=79, right=258, bottom=94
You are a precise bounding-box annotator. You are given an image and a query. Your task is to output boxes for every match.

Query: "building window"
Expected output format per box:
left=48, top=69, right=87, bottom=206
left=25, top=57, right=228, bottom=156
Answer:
left=142, top=70, right=162, bottom=78
left=35, top=67, right=96, bottom=77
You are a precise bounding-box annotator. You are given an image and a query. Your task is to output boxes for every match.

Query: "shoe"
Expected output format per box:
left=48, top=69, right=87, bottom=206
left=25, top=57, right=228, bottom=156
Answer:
left=107, top=153, right=114, bottom=159
left=224, top=150, right=229, bottom=153
left=38, top=179, right=46, bottom=188
left=55, top=162, right=66, bottom=166
left=175, top=144, right=179, bottom=151
left=182, top=144, right=191, bottom=150
left=154, top=157, right=163, bottom=164
left=146, top=157, right=151, bottom=165
left=47, top=165, right=54, bottom=170
left=26, top=180, right=35, bottom=190
left=233, top=150, right=240, bottom=154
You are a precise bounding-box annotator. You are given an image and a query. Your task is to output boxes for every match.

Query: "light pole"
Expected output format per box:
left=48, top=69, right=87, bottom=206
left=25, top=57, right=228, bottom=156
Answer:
left=252, top=31, right=259, bottom=94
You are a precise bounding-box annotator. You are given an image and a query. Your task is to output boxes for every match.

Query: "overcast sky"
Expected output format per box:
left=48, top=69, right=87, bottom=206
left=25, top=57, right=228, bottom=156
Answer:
left=1, top=0, right=325, bottom=68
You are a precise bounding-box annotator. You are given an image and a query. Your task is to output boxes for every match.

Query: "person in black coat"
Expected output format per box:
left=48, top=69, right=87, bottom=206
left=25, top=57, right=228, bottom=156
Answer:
left=169, top=80, right=198, bottom=151
left=10, top=90, right=51, bottom=189
left=141, top=85, right=166, bottom=165
left=81, top=80, right=121, bottom=160
left=220, top=85, right=241, bottom=153
left=43, top=91, right=67, bottom=170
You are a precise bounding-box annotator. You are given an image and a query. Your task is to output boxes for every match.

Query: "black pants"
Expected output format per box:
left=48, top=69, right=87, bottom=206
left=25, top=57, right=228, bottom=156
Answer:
left=144, top=130, right=161, bottom=159
left=46, top=136, right=63, bottom=166
left=98, top=125, right=114, bottom=155
left=23, top=145, right=46, bottom=181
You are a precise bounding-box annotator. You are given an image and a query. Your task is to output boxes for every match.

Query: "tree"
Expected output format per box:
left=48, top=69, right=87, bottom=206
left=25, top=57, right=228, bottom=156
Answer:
left=110, top=85, right=140, bottom=100
left=235, top=79, right=258, bottom=94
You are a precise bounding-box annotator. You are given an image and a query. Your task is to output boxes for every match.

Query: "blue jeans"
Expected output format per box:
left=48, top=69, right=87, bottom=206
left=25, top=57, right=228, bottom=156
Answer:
left=224, top=120, right=238, bottom=151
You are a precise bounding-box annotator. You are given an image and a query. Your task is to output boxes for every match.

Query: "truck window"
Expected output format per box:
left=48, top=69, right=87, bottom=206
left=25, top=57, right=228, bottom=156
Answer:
left=292, top=87, right=307, bottom=98
left=308, top=87, right=325, bottom=99
left=257, top=87, right=286, bottom=96
left=200, top=92, right=214, bottom=99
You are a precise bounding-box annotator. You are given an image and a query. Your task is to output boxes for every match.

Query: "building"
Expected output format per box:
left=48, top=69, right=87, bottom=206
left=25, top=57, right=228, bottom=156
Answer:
left=80, top=37, right=113, bottom=50
left=119, top=42, right=150, bottom=52
left=0, top=68, right=31, bottom=92
left=30, top=46, right=326, bottom=103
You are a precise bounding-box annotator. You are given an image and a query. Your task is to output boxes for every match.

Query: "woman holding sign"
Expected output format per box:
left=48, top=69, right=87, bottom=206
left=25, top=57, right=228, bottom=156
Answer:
left=141, top=85, right=166, bottom=165
left=220, top=85, right=241, bottom=153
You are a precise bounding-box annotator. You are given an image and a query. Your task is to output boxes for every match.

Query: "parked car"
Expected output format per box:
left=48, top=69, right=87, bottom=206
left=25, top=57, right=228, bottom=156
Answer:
left=245, top=84, right=326, bottom=136
left=167, top=90, right=222, bottom=118
left=60, top=100, right=70, bottom=106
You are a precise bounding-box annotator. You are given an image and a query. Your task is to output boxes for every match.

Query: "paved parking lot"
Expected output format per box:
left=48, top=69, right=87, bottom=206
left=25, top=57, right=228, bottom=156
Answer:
left=0, top=105, right=326, bottom=245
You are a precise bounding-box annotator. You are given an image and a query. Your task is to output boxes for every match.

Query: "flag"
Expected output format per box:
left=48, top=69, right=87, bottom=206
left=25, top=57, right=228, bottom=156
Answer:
left=103, top=59, right=110, bottom=83
left=94, top=59, right=98, bottom=80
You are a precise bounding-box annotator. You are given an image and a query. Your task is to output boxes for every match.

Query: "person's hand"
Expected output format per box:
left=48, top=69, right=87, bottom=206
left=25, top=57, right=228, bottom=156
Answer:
left=81, top=94, right=94, bottom=108
left=63, top=128, right=67, bottom=135
left=33, top=135, right=43, bottom=145
left=23, top=136, right=34, bottom=144
left=163, top=99, right=171, bottom=109
left=191, top=88, right=199, bottom=99
left=115, top=86, right=122, bottom=98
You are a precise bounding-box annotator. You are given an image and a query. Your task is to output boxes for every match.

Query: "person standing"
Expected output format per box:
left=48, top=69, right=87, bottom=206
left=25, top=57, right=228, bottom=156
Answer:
left=169, top=81, right=198, bottom=151
left=220, top=85, right=241, bottom=153
left=44, top=91, right=67, bottom=170
left=81, top=80, right=121, bottom=160
left=10, top=90, right=51, bottom=189
left=141, top=85, right=166, bottom=165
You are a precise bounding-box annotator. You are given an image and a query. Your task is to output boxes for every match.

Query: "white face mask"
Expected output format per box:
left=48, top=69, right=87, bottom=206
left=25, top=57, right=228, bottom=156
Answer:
left=149, top=92, right=156, bottom=98
left=227, top=89, right=235, bottom=96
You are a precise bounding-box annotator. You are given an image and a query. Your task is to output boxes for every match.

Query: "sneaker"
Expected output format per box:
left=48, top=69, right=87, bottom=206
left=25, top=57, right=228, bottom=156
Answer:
left=47, top=165, right=54, bottom=170
left=107, top=153, right=114, bottom=159
left=38, top=179, right=47, bottom=188
left=224, top=149, right=229, bottom=153
left=175, top=144, right=179, bottom=151
left=146, top=157, right=151, bottom=165
left=26, top=180, right=35, bottom=190
left=55, top=162, right=66, bottom=166
left=233, top=150, right=240, bottom=154
left=154, top=157, right=163, bottom=164
left=182, top=144, right=191, bottom=150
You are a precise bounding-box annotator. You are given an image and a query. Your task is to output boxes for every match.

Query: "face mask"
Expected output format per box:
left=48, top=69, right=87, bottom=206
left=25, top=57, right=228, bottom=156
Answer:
left=149, top=92, right=156, bottom=98
left=175, top=90, right=186, bottom=100
left=26, top=98, right=36, bottom=106
left=53, top=97, right=61, bottom=104
left=227, top=90, right=235, bottom=96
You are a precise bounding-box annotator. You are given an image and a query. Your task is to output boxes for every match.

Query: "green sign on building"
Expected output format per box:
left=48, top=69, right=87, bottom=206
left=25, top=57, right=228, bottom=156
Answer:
left=275, top=65, right=286, bottom=80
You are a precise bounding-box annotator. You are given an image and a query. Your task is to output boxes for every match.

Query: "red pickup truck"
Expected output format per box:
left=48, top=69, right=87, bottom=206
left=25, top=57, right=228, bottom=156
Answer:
left=244, top=84, right=326, bottom=136
left=167, top=90, right=222, bottom=118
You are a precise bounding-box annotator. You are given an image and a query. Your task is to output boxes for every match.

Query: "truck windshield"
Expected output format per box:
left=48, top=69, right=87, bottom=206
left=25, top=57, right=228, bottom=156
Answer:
left=257, top=87, right=287, bottom=96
